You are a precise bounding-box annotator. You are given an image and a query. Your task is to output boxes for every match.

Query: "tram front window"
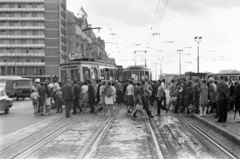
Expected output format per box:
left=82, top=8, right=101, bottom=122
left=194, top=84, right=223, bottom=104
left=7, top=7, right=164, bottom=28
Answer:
left=83, top=67, right=91, bottom=81
left=105, top=68, right=110, bottom=80
left=70, top=69, right=80, bottom=82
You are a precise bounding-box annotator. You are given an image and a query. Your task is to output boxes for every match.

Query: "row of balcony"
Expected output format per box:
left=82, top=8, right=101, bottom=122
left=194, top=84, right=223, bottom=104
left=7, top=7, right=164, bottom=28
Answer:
left=0, top=53, right=45, bottom=57
left=0, top=0, right=44, bottom=3
left=0, top=17, right=44, bottom=21
left=0, top=35, right=44, bottom=39
left=0, top=62, right=45, bottom=66
left=0, top=44, right=45, bottom=48
left=0, top=8, right=44, bottom=12
left=0, top=26, right=45, bottom=30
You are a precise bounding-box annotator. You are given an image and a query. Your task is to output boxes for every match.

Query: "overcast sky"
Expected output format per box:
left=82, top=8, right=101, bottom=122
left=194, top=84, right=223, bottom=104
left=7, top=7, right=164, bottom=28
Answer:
left=67, top=0, right=240, bottom=78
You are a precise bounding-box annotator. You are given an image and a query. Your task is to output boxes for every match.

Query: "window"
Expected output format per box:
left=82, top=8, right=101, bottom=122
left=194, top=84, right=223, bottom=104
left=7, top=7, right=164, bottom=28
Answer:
left=82, top=67, right=90, bottom=81
left=41, top=59, right=44, bottom=62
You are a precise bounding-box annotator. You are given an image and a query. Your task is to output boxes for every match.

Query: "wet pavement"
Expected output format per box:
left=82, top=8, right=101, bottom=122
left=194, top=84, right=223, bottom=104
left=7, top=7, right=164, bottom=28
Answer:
left=89, top=106, right=158, bottom=159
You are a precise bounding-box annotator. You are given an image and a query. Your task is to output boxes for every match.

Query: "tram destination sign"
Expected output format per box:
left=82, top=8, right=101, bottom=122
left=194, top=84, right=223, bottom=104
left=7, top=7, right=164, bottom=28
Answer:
left=68, top=52, right=82, bottom=60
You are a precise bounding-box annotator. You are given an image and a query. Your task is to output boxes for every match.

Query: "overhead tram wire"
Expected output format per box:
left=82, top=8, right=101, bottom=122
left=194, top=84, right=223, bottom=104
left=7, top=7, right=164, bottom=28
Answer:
left=157, top=0, right=169, bottom=33
left=153, top=0, right=167, bottom=33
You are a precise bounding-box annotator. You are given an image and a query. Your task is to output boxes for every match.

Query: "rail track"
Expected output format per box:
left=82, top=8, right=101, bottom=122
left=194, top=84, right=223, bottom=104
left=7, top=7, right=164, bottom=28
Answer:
left=176, top=113, right=238, bottom=159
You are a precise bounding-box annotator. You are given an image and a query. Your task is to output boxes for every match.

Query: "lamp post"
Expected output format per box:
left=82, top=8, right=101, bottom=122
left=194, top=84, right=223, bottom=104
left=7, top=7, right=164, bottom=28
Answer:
left=194, top=36, right=202, bottom=73
left=4, top=54, right=7, bottom=75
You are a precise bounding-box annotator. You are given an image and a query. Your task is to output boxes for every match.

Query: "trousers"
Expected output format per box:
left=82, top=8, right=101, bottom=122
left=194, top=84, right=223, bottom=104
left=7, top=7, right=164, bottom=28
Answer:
left=64, top=99, right=72, bottom=117
left=217, top=99, right=228, bottom=122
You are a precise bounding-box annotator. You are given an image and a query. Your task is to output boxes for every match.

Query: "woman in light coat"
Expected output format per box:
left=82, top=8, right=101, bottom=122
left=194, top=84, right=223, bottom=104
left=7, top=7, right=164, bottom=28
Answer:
left=199, top=79, right=209, bottom=117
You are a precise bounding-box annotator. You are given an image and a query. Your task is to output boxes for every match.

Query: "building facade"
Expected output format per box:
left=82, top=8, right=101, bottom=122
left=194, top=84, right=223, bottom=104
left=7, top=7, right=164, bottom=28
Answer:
left=0, top=0, right=67, bottom=80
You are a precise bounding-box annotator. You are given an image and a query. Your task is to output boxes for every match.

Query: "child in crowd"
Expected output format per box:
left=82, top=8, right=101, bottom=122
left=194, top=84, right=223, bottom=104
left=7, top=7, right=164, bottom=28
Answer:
left=30, top=89, right=39, bottom=116
left=55, top=87, right=64, bottom=113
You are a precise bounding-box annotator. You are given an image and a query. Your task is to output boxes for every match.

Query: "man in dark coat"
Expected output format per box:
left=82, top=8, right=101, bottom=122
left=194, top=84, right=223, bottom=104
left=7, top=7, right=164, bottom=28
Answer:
left=229, top=79, right=235, bottom=111
left=62, top=79, right=73, bottom=118
left=87, top=80, right=96, bottom=114
left=235, top=77, right=240, bottom=123
left=72, top=80, right=81, bottom=114
left=216, top=76, right=229, bottom=122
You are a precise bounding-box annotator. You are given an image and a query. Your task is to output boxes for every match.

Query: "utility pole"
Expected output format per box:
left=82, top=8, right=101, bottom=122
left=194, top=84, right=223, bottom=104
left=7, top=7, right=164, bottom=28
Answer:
left=145, top=51, right=147, bottom=66
left=177, top=50, right=183, bottom=75
left=159, top=58, right=163, bottom=79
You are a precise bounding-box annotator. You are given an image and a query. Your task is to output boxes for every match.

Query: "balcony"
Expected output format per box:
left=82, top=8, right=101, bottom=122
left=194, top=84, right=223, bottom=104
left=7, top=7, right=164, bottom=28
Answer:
left=0, top=53, right=45, bottom=57
left=0, top=17, right=44, bottom=21
left=0, top=8, right=44, bottom=12
left=0, top=44, right=45, bottom=48
left=0, top=26, right=45, bottom=30
left=0, top=0, right=44, bottom=3
left=0, top=62, right=45, bottom=66
left=0, top=35, right=45, bottom=39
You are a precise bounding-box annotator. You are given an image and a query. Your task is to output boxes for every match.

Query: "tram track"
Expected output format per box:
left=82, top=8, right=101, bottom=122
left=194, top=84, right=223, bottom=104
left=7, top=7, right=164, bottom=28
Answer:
left=0, top=112, right=89, bottom=159
left=176, top=113, right=238, bottom=159
left=0, top=115, right=67, bottom=151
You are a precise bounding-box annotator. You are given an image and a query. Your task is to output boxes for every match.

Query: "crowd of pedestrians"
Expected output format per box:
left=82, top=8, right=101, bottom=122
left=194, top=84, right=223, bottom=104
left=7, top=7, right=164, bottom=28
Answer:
left=30, top=75, right=240, bottom=123
left=167, top=76, right=240, bottom=123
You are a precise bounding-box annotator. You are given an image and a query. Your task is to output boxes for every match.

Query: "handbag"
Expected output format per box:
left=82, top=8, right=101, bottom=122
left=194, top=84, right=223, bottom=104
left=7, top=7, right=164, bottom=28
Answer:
left=188, top=100, right=195, bottom=113
left=136, top=103, right=143, bottom=110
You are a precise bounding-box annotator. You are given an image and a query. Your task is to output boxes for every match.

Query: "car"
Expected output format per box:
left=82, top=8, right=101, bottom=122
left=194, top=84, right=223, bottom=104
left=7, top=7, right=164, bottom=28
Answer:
left=0, top=88, right=13, bottom=114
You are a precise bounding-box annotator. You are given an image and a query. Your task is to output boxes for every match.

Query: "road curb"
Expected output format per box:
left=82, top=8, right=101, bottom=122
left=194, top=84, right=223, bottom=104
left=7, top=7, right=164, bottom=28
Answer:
left=191, top=114, right=240, bottom=146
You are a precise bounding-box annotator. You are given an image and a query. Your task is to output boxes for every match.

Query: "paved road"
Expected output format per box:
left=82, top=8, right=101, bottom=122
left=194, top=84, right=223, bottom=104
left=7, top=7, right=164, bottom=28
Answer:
left=0, top=98, right=63, bottom=138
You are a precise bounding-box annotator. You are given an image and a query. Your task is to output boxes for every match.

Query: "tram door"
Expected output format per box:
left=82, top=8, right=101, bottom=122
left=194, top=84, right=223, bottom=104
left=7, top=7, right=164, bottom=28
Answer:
left=70, top=69, right=80, bottom=82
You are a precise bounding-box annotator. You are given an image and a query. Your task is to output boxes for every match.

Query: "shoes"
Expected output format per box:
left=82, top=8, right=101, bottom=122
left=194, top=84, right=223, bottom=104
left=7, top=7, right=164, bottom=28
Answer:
left=214, top=115, right=218, bottom=118
left=149, top=115, right=154, bottom=118
left=215, top=120, right=223, bottom=123
left=174, top=111, right=179, bottom=114
left=199, top=114, right=203, bottom=117
left=66, top=116, right=72, bottom=118
left=237, top=121, right=240, bottom=123
left=56, top=111, right=59, bottom=113
left=155, top=114, right=160, bottom=116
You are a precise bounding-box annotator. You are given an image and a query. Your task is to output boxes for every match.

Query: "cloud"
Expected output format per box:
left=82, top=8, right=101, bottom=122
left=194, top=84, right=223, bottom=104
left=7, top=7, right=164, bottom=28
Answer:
left=167, top=0, right=240, bottom=16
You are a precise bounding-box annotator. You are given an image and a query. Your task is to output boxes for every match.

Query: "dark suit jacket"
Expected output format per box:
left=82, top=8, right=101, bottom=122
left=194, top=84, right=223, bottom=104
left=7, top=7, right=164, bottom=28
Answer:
left=229, top=84, right=235, bottom=97
left=73, top=84, right=81, bottom=98
left=235, top=84, right=240, bottom=100
left=62, top=84, right=73, bottom=100
left=88, top=84, right=95, bottom=100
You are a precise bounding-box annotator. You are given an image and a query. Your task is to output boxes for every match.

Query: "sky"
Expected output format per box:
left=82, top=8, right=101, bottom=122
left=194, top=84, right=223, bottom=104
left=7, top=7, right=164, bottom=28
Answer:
left=67, top=0, right=240, bottom=79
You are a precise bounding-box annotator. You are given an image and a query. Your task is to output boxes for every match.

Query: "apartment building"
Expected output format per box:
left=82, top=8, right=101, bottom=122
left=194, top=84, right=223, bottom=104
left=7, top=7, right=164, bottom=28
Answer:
left=0, top=0, right=67, bottom=81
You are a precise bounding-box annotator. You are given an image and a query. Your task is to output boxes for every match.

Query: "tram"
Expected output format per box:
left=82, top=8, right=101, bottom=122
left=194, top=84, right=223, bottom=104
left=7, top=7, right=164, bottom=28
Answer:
left=59, top=59, right=117, bottom=85
left=207, top=73, right=240, bottom=81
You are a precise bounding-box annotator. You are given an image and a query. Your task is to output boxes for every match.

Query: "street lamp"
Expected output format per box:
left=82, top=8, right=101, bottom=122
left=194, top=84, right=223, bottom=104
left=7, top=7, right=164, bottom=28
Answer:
left=194, top=36, right=202, bottom=73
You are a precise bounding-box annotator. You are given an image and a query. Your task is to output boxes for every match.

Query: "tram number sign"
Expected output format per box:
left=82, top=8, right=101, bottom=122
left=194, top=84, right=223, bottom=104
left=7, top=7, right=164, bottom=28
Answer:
left=69, top=52, right=76, bottom=60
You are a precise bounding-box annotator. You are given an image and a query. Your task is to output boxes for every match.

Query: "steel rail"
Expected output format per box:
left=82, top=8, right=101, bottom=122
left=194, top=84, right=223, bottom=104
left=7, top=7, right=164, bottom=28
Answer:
left=0, top=115, right=66, bottom=151
left=145, top=112, right=164, bottom=159
left=14, top=113, right=89, bottom=159
left=83, top=106, right=119, bottom=159
left=176, top=114, right=238, bottom=159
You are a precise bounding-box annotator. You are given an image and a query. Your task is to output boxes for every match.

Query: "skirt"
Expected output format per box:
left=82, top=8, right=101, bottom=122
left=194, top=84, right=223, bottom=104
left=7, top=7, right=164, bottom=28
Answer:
left=126, top=95, right=134, bottom=106
left=45, top=97, right=51, bottom=105
left=105, top=96, right=113, bottom=105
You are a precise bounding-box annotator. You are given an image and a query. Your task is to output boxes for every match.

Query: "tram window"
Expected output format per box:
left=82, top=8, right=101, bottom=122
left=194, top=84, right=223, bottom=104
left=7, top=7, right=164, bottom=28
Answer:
left=83, top=67, right=90, bottom=81
left=110, top=69, right=114, bottom=80
left=105, top=68, right=110, bottom=80
left=70, top=69, right=80, bottom=82
left=90, top=67, right=98, bottom=81
left=100, top=69, right=105, bottom=80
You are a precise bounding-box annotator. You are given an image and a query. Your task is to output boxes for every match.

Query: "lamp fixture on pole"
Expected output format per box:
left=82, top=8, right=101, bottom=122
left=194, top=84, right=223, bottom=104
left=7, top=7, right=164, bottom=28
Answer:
left=194, top=36, right=202, bottom=73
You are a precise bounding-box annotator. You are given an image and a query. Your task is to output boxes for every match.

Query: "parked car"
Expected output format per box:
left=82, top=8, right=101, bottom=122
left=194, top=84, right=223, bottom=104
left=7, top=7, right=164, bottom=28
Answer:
left=0, top=88, right=13, bottom=114
left=5, top=78, right=32, bottom=100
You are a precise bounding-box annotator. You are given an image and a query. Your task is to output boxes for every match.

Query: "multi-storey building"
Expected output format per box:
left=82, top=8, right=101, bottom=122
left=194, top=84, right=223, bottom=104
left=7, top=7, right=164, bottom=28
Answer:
left=0, top=0, right=67, bottom=81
